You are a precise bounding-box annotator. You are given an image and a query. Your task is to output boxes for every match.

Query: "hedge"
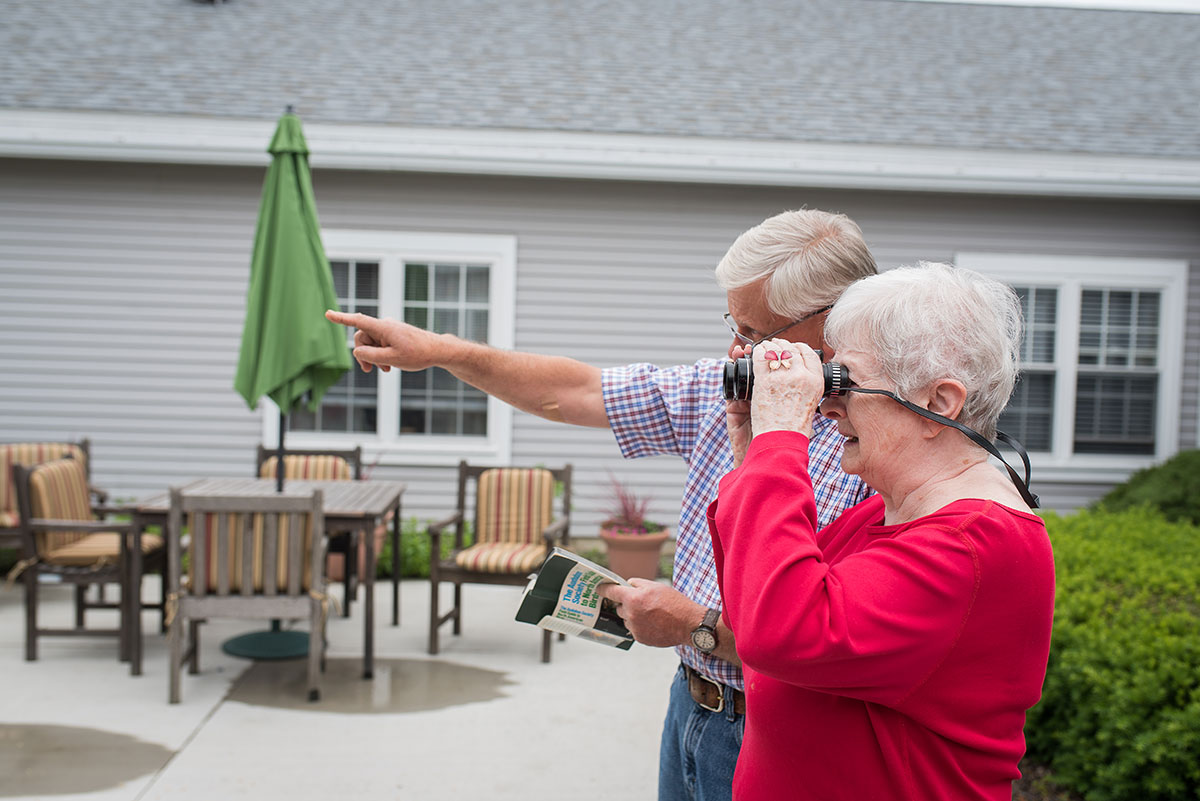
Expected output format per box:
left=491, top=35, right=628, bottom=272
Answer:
left=1027, top=508, right=1199, bottom=801
left=374, top=516, right=472, bottom=579
left=1095, top=449, right=1200, bottom=524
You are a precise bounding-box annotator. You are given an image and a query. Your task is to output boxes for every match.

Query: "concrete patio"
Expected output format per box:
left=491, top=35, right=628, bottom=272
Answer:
left=1, top=576, right=677, bottom=800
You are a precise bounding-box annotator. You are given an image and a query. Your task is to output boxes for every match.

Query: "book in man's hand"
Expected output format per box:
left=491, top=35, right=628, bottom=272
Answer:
left=515, top=546, right=634, bottom=650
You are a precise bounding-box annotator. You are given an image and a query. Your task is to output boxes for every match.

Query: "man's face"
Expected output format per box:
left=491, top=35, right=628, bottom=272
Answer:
left=724, top=280, right=831, bottom=360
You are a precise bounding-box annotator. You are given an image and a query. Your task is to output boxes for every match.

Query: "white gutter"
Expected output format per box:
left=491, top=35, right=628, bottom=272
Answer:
left=2, top=109, right=1198, bottom=200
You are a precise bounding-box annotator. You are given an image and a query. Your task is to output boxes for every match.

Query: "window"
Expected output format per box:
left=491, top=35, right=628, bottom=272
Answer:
left=268, top=231, right=516, bottom=466
left=956, top=253, right=1185, bottom=474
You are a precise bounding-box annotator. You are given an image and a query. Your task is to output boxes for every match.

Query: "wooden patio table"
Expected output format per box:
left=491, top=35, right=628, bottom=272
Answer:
left=123, top=477, right=406, bottom=679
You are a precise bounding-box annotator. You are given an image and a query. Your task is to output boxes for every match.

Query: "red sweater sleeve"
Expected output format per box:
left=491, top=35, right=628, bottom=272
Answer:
left=709, top=430, right=982, bottom=707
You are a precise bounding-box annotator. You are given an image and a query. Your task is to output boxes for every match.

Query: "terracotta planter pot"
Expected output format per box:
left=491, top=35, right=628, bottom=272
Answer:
left=600, top=527, right=670, bottom=580
left=326, top=522, right=387, bottom=582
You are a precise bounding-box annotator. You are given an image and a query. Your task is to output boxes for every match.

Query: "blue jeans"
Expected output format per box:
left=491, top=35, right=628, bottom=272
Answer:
left=658, top=666, right=743, bottom=801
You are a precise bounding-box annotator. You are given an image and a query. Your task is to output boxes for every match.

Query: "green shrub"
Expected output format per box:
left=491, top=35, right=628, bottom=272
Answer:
left=375, top=517, right=473, bottom=579
left=1027, top=508, right=1200, bottom=801
left=1095, top=449, right=1200, bottom=524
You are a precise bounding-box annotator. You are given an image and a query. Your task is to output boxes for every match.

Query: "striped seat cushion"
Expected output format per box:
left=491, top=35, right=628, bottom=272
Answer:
left=455, top=541, right=549, bottom=574
left=454, top=468, right=555, bottom=574
left=259, top=454, right=352, bottom=481
left=44, top=532, right=164, bottom=567
left=188, top=512, right=317, bottom=593
left=1, top=443, right=86, bottom=527
left=27, top=458, right=94, bottom=553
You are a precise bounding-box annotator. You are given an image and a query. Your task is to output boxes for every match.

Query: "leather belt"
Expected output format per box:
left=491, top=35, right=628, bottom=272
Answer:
left=684, top=664, right=746, bottom=716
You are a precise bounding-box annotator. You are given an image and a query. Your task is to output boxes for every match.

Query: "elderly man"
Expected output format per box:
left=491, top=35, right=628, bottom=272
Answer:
left=327, top=208, right=876, bottom=801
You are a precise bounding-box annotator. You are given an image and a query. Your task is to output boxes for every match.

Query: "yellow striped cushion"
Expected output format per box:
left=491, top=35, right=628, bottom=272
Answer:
left=44, top=532, right=163, bottom=567
left=259, top=455, right=352, bottom=481
left=454, top=542, right=548, bottom=574
left=473, top=468, right=555, bottom=546
left=1, top=443, right=86, bottom=523
left=187, top=512, right=316, bottom=593
left=28, top=459, right=93, bottom=552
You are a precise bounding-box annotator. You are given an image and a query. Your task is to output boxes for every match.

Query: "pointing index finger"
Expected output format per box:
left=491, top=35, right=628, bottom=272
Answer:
left=325, top=309, right=380, bottom=333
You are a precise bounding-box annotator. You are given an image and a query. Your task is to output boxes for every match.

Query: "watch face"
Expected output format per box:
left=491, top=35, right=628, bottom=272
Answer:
left=692, top=629, right=716, bottom=652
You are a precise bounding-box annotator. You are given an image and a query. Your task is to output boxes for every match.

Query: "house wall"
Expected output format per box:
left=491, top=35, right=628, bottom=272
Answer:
left=1, top=158, right=1197, bottom=531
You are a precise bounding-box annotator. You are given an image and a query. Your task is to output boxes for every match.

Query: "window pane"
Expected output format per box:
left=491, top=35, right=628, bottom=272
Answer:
left=434, top=265, right=460, bottom=302
left=356, top=263, right=378, bottom=299
left=1014, top=286, right=1057, bottom=364
left=431, top=409, right=457, bottom=434
left=433, top=308, right=459, bottom=335
left=1073, top=373, right=1156, bottom=455
left=402, top=369, right=427, bottom=392
left=466, top=309, right=489, bottom=343
left=998, top=371, right=1054, bottom=451
left=399, top=406, right=426, bottom=434
left=466, top=266, right=489, bottom=302
left=405, top=265, right=429, bottom=301
left=405, top=306, right=428, bottom=329
left=331, top=261, right=349, bottom=297
left=1137, top=294, right=1160, bottom=327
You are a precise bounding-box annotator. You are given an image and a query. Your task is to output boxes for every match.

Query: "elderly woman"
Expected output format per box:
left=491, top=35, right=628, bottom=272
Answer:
left=708, top=263, right=1055, bottom=801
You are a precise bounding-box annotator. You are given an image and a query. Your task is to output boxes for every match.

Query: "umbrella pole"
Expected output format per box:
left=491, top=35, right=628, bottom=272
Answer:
left=277, top=410, right=286, bottom=493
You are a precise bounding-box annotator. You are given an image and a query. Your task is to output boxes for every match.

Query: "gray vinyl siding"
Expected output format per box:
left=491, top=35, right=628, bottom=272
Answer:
left=1, top=158, right=1198, bottom=530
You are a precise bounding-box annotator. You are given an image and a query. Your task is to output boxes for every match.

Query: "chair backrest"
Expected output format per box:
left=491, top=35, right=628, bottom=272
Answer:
left=460, top=463, right=572, bottom=546
left=17, top=458, right=93, bottom=553
left=256, top=446, right=362, bottom=481
left=0, top=440, right=89, bottom=529
left=169, top=490, right=325, bottom=597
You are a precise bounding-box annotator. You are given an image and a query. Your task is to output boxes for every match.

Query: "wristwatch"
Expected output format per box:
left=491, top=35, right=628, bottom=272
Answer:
left=690, top=608, right=721, bottom=654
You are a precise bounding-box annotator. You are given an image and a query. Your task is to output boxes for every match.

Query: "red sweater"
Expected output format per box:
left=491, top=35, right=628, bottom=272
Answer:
left=708, top=431, right=1055, bottom=801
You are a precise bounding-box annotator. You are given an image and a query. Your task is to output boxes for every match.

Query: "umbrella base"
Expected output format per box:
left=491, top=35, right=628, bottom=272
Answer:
left=222, top=628, right=309, bottom=661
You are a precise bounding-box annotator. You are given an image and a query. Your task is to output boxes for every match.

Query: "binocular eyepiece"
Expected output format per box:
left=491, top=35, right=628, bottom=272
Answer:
left=722, top=356, right=850, bottom=401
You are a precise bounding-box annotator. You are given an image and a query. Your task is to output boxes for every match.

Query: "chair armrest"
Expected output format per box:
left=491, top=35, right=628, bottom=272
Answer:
left=29, top=518, right=136, bottom=535
left=541, top=516, right=569, bottom=548
left=89, top=485, right=110, bottom=505
left=427, top=511, right=464, bottom=552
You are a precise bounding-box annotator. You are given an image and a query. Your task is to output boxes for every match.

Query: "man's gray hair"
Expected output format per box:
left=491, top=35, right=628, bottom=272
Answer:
left=825, top=262, right=1022, bottom=440
left=714, top=209, right=877, bottom=317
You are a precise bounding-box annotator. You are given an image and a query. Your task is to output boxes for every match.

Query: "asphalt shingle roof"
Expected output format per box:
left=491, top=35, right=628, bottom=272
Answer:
left=2, top=0, right=1197, bottom=159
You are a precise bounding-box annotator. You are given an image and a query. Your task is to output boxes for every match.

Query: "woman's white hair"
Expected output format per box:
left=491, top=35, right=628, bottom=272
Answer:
left=825, top=262, right=1023, bottom=440
left=714, top=209, right=877, bottom=317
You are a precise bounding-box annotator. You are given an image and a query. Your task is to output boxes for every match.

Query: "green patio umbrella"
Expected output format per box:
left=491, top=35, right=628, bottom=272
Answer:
left=234, top=108, right=352, bottom=493
left=228, top=108, right=351, bottom=661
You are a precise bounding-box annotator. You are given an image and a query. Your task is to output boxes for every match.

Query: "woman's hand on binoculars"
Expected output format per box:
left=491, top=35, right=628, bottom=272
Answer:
left=750, top=339, right=823, bottom=439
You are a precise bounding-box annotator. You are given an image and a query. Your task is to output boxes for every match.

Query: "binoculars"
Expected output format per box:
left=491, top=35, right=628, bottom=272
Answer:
left=722, top=356, right=850, bottom=401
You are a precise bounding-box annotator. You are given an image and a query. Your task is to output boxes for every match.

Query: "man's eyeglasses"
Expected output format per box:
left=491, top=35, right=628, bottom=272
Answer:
left=722, top=305, right=833, bottom=348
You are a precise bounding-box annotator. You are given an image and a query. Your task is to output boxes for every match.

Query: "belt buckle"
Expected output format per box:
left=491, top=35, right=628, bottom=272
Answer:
left=692, top=669, right=725, bottom=714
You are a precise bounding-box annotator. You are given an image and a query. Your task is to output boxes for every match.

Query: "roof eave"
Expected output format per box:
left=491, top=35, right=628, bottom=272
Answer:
left=2, top=109, right=1198, bottom=200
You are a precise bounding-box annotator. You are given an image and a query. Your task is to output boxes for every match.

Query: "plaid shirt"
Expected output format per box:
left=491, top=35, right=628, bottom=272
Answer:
left=602, top=359, right=872, bottom=690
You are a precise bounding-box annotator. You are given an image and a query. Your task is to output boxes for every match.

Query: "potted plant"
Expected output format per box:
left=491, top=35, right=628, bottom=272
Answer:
left=598, top=474, right=670, bottom=580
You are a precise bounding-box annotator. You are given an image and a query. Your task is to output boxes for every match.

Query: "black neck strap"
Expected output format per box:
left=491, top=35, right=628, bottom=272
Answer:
left=841, top=388, right=1040, bottom=509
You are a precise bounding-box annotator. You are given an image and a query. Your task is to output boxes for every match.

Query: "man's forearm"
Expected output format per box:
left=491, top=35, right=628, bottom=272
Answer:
left=437, top=333, right=610, bottom=428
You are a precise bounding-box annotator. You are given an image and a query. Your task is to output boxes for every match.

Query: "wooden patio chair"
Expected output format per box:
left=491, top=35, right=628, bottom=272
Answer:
left=1, top=439, right=97, bottom=552
left=167, top=488, right=328, bottom=703
left=255, top=445, right=362, bottom=615
left=11, top=457, right=163, bottom=667
left=428, top=461, right=571, bottom=662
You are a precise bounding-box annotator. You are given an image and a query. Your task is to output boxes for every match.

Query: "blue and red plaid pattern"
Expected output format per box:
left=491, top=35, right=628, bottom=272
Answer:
left=603, top=359, right=872, bottom=690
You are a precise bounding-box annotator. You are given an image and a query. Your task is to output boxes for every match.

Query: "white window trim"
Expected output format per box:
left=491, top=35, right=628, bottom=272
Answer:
left=262, top=229, right=517, bottom=467
left=956, top=252, right=1187, bottom=483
